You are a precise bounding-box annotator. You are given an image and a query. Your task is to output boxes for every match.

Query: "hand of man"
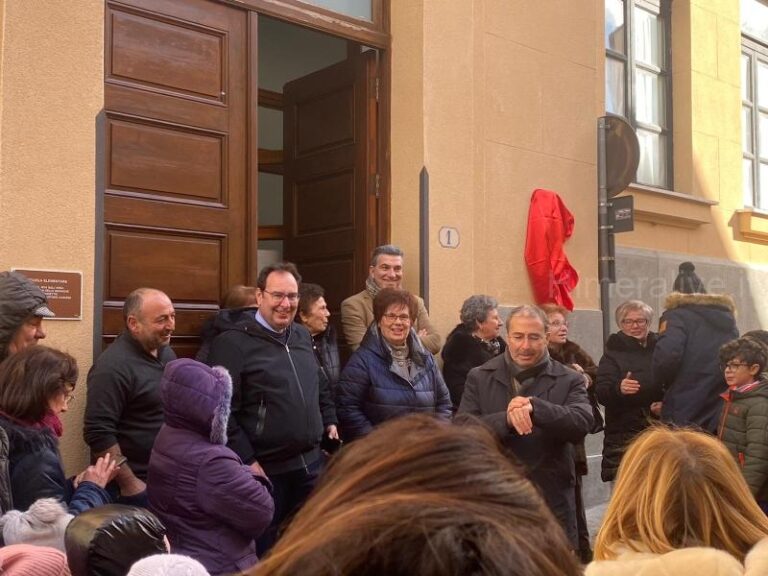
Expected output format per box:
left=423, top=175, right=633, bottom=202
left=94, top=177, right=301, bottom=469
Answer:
left=620, top=371, right=641, bottom=395
left=650, top=401, right=663, bottom=417
left=417, top=328, right=428, bottom=338
left=249, top=460, right=267, bottom=478
left=119, top=476, right=147, bottom=497
left=326, top=424, right=339, bottom=440
left=507, top=397, right=534, bottom=435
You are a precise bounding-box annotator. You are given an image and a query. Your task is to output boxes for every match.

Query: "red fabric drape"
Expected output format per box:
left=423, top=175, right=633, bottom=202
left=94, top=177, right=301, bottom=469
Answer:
left=524, top=188, right=579, bottom=310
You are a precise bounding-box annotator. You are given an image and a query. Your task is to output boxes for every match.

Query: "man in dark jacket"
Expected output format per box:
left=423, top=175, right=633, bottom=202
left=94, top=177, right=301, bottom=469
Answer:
left=84, top=288, right=177, bottom=505
left=653, top=292, right=738, bottom=433
left=0, top=271, right=55, bottom=361
left=457, top=305, right=593, bottom=550
left=207, top=262, right=337, bottom=553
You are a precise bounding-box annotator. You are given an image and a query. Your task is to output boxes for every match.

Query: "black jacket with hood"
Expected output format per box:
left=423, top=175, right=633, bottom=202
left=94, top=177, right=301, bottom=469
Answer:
left=596, top=331, right=660, bottom=481
left=653, top=292, right=738, bottom=433
left=206, top=307, right=337, bottom=475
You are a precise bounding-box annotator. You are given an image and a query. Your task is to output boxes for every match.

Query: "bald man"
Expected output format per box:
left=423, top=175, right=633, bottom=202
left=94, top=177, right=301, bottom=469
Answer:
left=84, top=288, right=176, bottom=504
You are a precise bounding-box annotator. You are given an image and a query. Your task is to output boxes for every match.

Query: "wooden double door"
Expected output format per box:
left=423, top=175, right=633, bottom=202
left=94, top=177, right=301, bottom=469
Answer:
left=103, top=0, right=380, bottom=354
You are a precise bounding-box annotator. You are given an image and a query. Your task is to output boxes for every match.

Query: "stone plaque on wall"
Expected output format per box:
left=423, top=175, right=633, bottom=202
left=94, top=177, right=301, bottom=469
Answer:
left=13, top=269, right=82, bottom=320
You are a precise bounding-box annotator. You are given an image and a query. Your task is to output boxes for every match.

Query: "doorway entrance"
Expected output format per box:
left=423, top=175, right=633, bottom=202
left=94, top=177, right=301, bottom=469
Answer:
left=102, top=0, right=386, bottom=354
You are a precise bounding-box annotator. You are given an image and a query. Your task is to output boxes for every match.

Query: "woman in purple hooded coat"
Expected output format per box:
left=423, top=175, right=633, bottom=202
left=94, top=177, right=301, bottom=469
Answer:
left=147, top=358, right=274, bottom=576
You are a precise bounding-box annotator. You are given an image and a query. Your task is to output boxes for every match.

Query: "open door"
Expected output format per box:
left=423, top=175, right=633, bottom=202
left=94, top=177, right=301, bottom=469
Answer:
left=282, top=50, right=378, bottom=333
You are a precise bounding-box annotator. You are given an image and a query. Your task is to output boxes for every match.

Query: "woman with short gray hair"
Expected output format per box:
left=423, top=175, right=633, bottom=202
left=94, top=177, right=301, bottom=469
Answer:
left=596, top=299, right=662, bottom=482
left=442, top=295, right=506, bottom=409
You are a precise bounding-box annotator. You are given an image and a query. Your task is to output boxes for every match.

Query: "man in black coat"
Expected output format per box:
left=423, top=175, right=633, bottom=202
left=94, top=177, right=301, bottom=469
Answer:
left=457, top=305, right=593, bottom=550
left=207, top=262, right=337, bottom=553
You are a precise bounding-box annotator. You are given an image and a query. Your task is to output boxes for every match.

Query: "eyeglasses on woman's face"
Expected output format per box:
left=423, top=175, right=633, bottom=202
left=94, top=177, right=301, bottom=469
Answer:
left=382, top=313, right=411, bottom=324
left=721, top=361, right=751, bottom=372
left=621, top=318, right=648, bottom=327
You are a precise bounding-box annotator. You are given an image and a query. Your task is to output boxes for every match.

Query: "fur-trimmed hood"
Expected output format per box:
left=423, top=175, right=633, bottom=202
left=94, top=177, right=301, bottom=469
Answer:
left=664, top=292, right=736, bottom=313
left=160, top=359, right=232, bottom=445
left=586, top=538, right=768, bottom=576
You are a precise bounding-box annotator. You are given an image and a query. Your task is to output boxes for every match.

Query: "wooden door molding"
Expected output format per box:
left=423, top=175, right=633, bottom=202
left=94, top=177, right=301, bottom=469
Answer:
left=104, top=0, right=248, bottom=356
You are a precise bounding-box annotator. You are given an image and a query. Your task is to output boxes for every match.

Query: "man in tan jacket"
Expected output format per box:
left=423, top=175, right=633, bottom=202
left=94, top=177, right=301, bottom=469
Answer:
left=341, top=245, right=441, bottom=354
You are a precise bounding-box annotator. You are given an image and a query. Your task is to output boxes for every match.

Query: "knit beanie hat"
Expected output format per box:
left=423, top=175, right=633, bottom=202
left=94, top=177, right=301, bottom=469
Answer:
left=0, top=271, right=55, bottom=360
left=0, top=498, right=74, bottom=552
left=672, top=261, right=706, bottom=294
left=127, top=554, right=210, bottom=576
left=0, top=543, right=71, bottom=575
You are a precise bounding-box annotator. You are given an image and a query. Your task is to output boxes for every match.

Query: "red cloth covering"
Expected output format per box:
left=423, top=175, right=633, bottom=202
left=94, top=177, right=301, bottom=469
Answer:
left=524, top=188, right=579, bottom=310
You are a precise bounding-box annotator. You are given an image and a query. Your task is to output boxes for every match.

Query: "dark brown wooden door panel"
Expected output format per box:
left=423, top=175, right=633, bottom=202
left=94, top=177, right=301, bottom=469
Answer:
left=105, top=226, right=225, bottom=302
left=284, top=51, right=377, bottom=355
left=108, top=7, right=227, bottom=102
left=294, top=171, right=355, bottom=234
left=104, top=0, right=247, bottom=351
left=108, top=116, right=225, bottom=203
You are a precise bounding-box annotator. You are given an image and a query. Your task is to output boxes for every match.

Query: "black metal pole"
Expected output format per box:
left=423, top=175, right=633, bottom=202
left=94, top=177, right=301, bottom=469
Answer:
left=419, top=167, right=429, bottom=310
left=598, top=118, right=612, bottom=343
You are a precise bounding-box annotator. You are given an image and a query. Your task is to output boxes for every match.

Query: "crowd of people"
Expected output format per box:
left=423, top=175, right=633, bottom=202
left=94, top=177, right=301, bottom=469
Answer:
left=0, top=254, right=767, bottom=574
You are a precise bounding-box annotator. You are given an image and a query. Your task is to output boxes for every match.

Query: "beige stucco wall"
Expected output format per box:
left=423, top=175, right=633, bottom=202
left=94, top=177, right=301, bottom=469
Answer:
left=0, top=1, right=103, bottom=473
left=391, top=0, right=602, bottom=340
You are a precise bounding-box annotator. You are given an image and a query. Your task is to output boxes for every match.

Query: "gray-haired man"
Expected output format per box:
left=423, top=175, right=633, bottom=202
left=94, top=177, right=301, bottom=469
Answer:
left=340, top=245, right=441, bottom=353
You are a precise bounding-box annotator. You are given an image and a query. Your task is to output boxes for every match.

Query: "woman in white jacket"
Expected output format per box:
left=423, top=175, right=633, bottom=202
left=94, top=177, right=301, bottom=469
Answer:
left=588, top=426, right=768, bottom=576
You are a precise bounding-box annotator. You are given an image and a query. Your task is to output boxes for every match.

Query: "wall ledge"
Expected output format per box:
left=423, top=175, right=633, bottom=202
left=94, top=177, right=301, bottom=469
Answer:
left=736, top=209, right=768, bottom=244
left=617, top=184, right=716, bottom=229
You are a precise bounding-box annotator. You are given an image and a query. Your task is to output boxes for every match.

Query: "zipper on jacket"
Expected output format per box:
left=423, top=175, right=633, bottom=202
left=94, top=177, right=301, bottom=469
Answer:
left=285, top=343, right=314, bottom=446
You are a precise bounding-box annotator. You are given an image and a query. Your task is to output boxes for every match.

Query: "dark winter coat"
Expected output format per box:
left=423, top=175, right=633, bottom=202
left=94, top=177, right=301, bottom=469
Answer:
left=596, top=331, right=661, bottom=482
left=336, top=325, right=452, bottom=441
left=442, top=324, right=506, bottom=409
left=148, top=359, right=274, bottom=576
left=549, top=340, right=603, bottom=476
left=717, top=380, right=768, bottom=501
left=457, top=354, right=593, bottom=549
left=311, top=324, right=341, bottom=393
left=0, top=414, right=110, bottom=515
left=653, top=293, right=738, bottom=433
left=206, top=308, right=336, bottom=475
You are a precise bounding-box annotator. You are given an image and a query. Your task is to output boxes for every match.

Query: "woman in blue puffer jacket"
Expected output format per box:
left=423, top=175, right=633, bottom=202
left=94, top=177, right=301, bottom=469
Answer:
left=336, top=288, right=452, bottom=441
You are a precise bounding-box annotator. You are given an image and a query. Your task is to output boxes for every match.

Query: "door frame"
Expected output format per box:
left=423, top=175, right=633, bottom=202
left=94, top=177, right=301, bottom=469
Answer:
left=239, top=0, right=391, bottom=283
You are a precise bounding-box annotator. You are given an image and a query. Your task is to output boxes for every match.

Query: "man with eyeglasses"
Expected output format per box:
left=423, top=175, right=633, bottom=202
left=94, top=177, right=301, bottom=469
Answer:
left=458, top=305, right=593, bottom=551
left=341, top=244, right=442, bottom=353
left=207, top=262, right=337, bottom=553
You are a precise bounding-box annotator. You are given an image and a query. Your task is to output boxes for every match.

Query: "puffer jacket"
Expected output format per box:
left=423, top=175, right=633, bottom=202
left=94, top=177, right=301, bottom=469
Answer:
left=586, top=539, right=768, bottom=576
left=0, top=415, right=110, bottom=515
left=717, top=380, right=768, bottom=501
left=597, top=331, right=661, bottom=482
left=653, top=293, right=738, bottom=433
left=336, top=325, right=452, bottom=441
left=148, top=359, right=274, bottom=576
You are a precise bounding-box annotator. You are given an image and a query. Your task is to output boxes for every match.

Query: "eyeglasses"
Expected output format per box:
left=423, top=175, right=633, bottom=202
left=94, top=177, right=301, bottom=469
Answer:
left=549, top=320, right=568, bottom=328
left=263, top=290, right=299, bottom=303
left=721, top=362, right=751, bottom=372
left=621, top=318, right=648, bottom=327
left=382, top=313, right=411, bottom=323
